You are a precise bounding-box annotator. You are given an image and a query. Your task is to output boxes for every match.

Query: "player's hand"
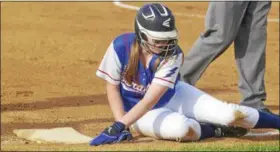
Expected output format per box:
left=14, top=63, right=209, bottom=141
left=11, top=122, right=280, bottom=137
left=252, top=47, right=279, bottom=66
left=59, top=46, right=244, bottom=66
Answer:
left=89, top=121, right=133, bottom=146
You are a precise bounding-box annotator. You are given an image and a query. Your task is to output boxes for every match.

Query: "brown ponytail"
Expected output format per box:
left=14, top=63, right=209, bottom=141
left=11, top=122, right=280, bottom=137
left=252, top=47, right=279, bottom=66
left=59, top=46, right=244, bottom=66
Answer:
left=123, top=39, right=140, bottom=85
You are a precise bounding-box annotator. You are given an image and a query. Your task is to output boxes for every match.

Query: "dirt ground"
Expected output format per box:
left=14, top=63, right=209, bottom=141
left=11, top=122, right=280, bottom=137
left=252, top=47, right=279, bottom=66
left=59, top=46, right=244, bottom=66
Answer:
left=1, top=2, right=279, bottom=151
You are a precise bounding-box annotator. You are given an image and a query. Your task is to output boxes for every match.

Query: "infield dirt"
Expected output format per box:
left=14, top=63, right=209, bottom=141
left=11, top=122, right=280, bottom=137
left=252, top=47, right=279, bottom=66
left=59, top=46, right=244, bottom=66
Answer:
left=1, top=2, right=279, bottom=151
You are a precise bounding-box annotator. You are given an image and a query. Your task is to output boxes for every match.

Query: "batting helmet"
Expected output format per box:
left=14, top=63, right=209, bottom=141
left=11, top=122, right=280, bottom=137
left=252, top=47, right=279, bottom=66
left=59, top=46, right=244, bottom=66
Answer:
left=135, top=3, right=178, bottom=57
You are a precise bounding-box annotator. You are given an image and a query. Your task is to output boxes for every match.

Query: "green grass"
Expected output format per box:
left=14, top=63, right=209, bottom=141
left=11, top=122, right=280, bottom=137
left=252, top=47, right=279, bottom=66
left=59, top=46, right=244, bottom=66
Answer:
left=2, top=140, right=279, bottom=151
left=178, top=143, right=280, bottom=151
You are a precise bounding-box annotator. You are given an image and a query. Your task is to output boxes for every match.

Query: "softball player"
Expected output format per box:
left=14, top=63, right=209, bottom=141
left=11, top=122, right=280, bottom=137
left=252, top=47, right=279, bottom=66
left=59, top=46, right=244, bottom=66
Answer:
left=90, top=3, right=280, bottom=146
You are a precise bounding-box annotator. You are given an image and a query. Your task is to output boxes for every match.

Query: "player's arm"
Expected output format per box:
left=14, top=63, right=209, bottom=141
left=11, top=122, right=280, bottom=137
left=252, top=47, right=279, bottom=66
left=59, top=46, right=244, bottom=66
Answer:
left=106, top=82, right=125, bottom=121
left=95, top=42, right=125, bottom=121
left=119, top=82, right=168, bottom=127
left=119, top=53, right=183, bottom=127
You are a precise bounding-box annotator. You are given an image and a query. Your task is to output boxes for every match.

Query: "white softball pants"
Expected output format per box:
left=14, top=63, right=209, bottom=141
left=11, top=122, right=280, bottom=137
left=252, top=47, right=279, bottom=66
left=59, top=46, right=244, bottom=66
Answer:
left=130, top=81, right=259, bottom=141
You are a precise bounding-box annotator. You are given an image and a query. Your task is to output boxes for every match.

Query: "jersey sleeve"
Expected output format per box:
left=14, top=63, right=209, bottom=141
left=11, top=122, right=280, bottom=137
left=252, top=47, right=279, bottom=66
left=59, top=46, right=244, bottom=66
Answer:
left=152, top=53, right=183, bottom=89
left=96, top=42, right=122, bottom=85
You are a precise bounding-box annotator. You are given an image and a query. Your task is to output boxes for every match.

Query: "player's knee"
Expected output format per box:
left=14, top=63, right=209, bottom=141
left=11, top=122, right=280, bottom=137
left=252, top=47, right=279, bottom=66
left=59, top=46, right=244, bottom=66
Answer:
left=221, top=104, right=247, bottom=126
left=173, top=119, right=189, bottom=142
left=172, top=117, right=199, bottom=142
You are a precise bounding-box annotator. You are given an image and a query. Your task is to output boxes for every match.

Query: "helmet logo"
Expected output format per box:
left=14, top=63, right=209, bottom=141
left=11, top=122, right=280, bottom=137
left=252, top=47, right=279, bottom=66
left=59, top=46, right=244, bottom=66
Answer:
left=163, top=18, right=171, bottom=27
left=142, top=6, right=155, bottom=20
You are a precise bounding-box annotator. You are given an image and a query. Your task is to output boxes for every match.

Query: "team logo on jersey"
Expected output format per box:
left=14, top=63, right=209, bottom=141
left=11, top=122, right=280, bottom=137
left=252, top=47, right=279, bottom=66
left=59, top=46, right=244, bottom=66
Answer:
left=120, top=67, right=149, bottom=94
left=121, top=79, right=149, bottom=95
left=164, top=67, right=178, bottom=78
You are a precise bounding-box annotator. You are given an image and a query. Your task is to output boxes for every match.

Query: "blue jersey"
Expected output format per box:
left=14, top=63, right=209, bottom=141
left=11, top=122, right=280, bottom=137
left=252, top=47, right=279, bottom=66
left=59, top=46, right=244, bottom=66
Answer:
left=96, top=33, right=183, bottom=112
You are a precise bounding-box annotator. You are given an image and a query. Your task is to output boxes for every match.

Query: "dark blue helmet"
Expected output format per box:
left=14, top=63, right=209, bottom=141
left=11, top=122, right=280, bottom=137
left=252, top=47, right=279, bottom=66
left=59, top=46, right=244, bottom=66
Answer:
left=135, top=3, right=178, bottom=57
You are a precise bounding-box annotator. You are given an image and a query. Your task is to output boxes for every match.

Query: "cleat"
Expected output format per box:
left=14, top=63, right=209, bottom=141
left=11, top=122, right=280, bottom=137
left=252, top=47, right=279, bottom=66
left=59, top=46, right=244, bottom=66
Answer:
left=214, top=125, right=248, bottom=138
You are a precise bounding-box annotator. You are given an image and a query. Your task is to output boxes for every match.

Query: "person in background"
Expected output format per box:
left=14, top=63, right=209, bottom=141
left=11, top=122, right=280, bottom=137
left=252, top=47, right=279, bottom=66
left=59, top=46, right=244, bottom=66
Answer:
left=180, top=1, right=273, bottom=113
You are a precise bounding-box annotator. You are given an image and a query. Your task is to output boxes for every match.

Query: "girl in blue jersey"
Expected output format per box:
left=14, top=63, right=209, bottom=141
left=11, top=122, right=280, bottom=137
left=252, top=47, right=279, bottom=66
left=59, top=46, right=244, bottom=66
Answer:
left=90, top=3, right=280, bottom=146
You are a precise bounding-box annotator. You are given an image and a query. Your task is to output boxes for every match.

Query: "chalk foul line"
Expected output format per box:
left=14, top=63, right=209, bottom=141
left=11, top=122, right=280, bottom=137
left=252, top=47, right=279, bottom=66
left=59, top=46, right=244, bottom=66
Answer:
left=113, top=1, right=279, bottom=23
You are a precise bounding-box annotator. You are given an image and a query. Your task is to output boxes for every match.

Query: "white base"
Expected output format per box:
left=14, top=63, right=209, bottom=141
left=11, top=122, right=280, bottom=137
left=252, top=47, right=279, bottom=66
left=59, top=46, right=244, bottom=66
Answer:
left=13, top=127, right=92, bottom=144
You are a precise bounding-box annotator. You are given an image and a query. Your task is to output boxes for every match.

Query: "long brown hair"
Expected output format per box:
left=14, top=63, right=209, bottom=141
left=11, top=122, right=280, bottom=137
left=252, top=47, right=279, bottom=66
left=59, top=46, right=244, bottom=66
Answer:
left=123, top=39, right=140, bottom=85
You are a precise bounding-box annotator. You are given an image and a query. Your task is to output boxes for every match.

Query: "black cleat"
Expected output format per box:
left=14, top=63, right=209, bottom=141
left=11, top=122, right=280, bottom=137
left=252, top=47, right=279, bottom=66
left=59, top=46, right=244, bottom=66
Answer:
left=214, top=125, right=248, bottom=138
